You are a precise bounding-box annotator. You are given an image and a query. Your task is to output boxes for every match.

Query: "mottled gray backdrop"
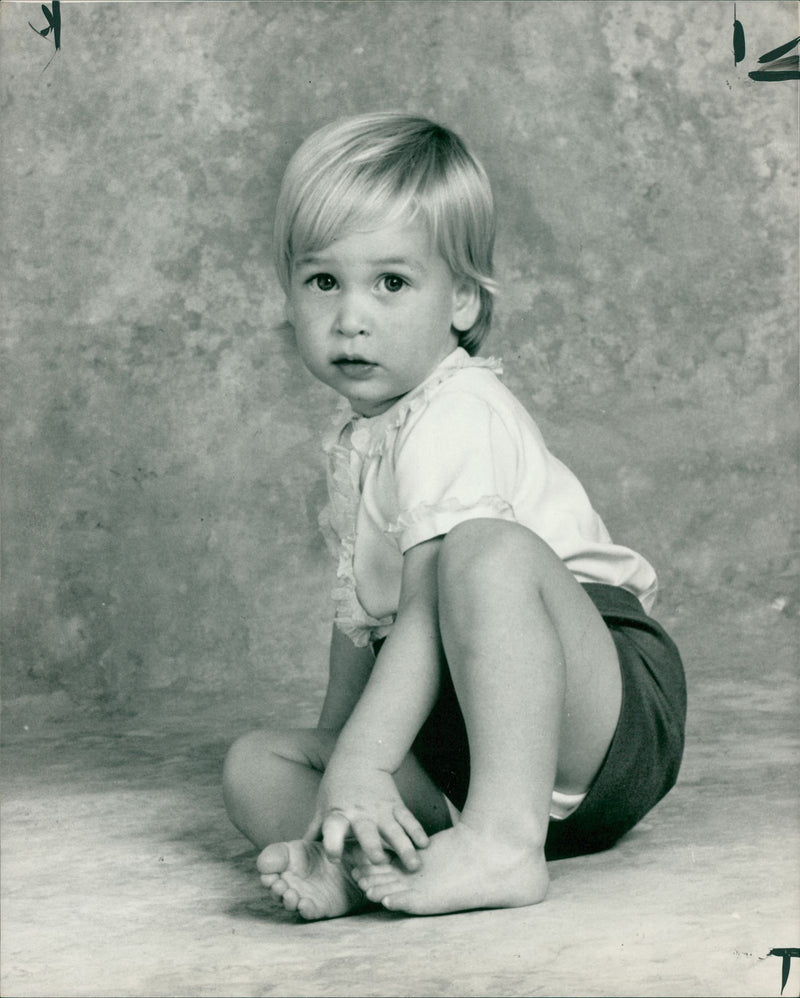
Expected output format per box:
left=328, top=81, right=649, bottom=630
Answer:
left=1, top=1, right=797, bottom=721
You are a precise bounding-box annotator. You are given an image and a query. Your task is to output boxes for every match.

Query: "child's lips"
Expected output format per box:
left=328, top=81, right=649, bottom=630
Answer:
left=333, top=356, right=379, bottom=380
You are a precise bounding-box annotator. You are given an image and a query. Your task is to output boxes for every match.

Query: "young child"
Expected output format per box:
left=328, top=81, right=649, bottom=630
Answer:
left=222, top=111, right=686, bottom=920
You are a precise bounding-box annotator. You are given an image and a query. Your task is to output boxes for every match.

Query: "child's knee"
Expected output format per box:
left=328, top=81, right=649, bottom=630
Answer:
left=439, top=518, right=552, bottom=601
left=223, top=727, right=333, bottom=802
left=222, top=730, right=266, bottom=815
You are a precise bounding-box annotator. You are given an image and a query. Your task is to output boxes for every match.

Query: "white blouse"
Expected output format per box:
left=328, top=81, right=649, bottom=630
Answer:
left=319, top=348, right=657, bottom=647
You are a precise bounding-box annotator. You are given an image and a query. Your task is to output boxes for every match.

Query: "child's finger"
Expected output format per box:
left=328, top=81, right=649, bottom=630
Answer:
left=351, top=818, right=388, bottom=865
left=378, top=822, right=421, bottom=871
left=320, top=811, right=350, bottom=862
left=301, top=813, right=323, bottom=843
left=393, top=804, right=429, bottom=848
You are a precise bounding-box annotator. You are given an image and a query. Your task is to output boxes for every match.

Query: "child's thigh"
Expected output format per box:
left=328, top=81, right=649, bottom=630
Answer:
left=541, top=567, right=624, bottom=792
left=438, top=518, right=622, bottom=790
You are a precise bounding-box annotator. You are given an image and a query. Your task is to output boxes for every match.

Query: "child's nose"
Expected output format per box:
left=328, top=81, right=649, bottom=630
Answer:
left=335, top=293, right=370, bottom=338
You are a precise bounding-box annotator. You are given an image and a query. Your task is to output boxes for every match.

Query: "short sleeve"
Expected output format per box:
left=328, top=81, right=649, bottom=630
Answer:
left=388, top=390, right=525, bottom=552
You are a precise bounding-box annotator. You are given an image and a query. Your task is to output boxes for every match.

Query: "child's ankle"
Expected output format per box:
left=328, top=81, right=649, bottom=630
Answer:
left=460, top=804, right=549, bottom=850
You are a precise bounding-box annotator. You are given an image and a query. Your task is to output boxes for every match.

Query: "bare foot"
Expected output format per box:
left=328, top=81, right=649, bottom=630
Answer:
left=256, top=839, right=366, bottom=920
left=352, top=822, right=549, bottom=915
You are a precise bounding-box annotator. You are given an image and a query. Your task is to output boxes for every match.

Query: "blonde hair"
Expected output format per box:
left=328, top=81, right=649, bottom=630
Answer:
left=274, top=112, right=497, bottom=355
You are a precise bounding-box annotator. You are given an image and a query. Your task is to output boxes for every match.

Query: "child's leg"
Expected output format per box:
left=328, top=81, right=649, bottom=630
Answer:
left=223, top=728, right=335, bottom=848
left=222, top=726, right=452, bottom=919
left=356, top=518, right=623, bottom=915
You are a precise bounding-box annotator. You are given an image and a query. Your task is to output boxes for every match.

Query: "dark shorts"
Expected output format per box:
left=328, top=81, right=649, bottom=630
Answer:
left=403, top=583, right=687, bottom=860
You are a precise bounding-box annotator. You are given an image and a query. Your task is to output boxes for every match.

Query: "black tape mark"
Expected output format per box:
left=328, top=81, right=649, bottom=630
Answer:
left=27, top=1, right=61, bottom=72
left=768, top=948, right=800, bottom=996
left=733, top=5, right=745, bottom=65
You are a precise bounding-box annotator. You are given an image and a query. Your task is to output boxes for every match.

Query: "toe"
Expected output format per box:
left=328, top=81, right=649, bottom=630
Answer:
left=352, top=862, right=394, bottom=880
left=297, top=897, right=320, bottom=920
left=268, top=877, right=288, bottom=898
left=257, top=842, right=290, bottom=875
left=364, top=879, right=406, bottom=903
left=281, top=887, right=300, bottom=911
left=358, top=872, right=399, bottom=891
left=381, top=890, right=415, bottom=912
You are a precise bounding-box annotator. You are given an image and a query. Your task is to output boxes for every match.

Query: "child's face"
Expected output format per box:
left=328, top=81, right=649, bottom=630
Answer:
left=286, top=219, right=479, bottom=417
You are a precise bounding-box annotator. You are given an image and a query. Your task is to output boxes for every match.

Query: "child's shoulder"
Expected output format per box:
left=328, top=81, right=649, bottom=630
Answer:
left=399, top=357, right=542, bottom=452
left=435, top=358, right=509, bottom=402
left=424, top=356, right=533, bottom=425
left=404, top=358, right=502, bottom=424
left=348, top=353, right=538, bottom=463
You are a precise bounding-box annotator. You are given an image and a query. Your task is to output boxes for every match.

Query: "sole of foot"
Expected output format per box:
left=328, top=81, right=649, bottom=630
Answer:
left=256, top=839, right=366, bottom=920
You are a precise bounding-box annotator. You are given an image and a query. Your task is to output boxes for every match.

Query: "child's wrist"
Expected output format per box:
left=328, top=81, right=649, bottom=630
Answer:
left=329, top=739, right=396, bottom=774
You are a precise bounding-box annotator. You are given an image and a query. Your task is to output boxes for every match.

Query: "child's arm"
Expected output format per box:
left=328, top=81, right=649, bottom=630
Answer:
left=305, top=537, right=444, bottom=869
left=317, top=625, right=375, bottom=732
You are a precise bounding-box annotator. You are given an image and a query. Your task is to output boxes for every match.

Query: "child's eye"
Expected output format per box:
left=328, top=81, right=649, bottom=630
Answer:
left=309, top=273, right=337, bottom=292
left=381, top=274, right=407, bottom=293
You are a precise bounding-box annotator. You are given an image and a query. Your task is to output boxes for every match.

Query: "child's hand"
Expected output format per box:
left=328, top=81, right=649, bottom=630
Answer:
left=304, top=759, right=429, bottom=871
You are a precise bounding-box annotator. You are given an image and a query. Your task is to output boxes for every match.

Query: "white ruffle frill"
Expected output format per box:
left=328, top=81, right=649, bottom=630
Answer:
left=319, top=350, right=503, bottom=646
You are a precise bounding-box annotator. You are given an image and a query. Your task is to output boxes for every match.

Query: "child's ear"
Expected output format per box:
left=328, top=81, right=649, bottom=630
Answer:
left=451, top=279, right=481, bottom=333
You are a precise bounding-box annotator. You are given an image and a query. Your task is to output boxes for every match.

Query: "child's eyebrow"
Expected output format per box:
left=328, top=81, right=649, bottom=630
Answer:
left=371, top=257, right=424, bottom=271
left=295, top=252, right=425, bottom=272
left=294, top=252, right=325, bottom=267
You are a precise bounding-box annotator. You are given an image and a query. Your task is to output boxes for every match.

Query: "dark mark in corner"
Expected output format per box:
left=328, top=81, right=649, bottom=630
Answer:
left=768, top=948, right=800, bottom=997
left=732, top=4, right=800, bottom=82
left=27, top=1, right=61, bottom=73
left=733, top=5, right=745, bottom=66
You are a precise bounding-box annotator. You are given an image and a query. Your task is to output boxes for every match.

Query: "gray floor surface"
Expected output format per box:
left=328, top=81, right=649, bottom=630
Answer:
left=2, top=591, right=798, bottom=998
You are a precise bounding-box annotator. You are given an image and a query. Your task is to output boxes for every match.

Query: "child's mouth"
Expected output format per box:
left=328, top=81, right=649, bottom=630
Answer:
left=333, top=358, right=379, bottom=380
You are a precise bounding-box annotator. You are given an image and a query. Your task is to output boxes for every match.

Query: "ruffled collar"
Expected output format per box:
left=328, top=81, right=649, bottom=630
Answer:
left=322, top=347, right=503, bottom=458
left=319, top=347, right=503, bottom=646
